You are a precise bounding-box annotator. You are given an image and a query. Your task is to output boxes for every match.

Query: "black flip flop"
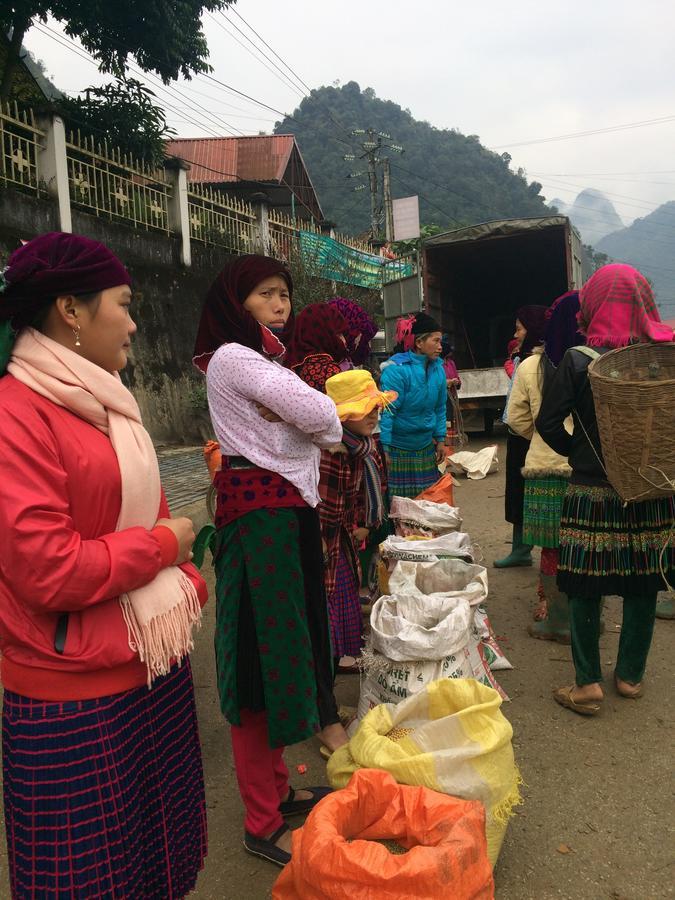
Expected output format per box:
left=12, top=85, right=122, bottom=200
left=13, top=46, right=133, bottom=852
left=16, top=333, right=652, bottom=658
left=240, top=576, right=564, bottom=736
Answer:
left=279, top=785, right=333, bottom=817
left=243, top=823, right=291, bottom=867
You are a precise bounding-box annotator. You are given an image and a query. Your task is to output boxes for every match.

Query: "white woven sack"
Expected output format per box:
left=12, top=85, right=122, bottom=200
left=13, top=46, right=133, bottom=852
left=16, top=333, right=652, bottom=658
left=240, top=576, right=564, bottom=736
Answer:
left=388, top=558, right=489, bottom=608
left=379, top=533, right=474, bottom=563
left=370, top=593, right=473, bottom=662
left=389, top=496, right=462, bottom=534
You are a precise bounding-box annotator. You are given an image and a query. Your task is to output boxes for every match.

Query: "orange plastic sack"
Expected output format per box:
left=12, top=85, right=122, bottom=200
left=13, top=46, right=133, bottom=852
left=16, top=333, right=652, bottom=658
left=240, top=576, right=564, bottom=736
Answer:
left=203, top=440, right=222, bottom=482
left=272, top=769, right=494, bottom=900
left=416, top=472, right=455, bottom=506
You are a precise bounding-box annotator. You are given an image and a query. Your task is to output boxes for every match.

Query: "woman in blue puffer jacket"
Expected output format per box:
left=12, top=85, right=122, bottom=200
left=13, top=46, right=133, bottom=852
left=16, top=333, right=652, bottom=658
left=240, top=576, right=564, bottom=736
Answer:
left=379, top=312, right=447, bottom=498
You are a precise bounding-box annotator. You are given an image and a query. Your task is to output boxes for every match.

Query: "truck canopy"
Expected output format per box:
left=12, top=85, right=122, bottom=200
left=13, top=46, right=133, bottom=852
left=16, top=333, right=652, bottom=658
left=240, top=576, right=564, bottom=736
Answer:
left=423, top=215, right=583, bottom=369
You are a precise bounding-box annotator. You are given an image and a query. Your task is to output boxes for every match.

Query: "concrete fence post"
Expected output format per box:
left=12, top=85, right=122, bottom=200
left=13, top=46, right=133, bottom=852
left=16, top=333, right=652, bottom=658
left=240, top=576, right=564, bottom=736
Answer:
left=37, top=112, right=72, bottom=233
left=250, top=192, right=271, bottom=255
left=163, top=157, right=191, bottom=267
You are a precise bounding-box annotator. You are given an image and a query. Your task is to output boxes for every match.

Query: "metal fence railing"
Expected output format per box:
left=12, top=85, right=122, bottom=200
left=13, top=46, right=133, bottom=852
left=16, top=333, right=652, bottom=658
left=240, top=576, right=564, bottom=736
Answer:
left=65, top=130, right=172, bottom=232
left=187, top=184, right=257, bottom=253
left=0, top=102, right=44, bottom=194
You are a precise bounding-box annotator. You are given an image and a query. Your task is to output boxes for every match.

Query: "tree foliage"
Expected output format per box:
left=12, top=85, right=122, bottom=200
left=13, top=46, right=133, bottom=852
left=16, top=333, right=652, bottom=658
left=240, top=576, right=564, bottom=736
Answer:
left=57, top=78, right=175, bottom=165
left=1, top=0, right=232, bottom=99
left=275, top=82, right=553, bottom=234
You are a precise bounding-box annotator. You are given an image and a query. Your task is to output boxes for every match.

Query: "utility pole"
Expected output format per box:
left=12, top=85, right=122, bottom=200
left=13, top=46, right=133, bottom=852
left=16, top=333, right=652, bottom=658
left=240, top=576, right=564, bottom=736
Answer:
left=382, top=157, right=394, bottom=242
left=344, top=130, right=404, bottom=246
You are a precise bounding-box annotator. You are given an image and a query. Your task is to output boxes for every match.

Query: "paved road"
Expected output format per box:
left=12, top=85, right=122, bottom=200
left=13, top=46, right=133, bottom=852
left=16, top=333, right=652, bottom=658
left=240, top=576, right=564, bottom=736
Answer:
left=157, top=445, right=211, bottom=513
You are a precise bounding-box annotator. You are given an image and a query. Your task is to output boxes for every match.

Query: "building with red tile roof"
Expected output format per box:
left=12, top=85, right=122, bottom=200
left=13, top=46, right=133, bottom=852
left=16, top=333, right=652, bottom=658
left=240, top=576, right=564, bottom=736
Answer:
left=165, top=134, right=323, bottom=222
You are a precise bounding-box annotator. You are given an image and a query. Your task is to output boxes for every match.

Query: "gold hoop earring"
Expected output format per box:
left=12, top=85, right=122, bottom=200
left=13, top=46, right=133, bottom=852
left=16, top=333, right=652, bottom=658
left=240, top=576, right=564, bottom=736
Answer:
left=73, top=325, right=81, bottom=348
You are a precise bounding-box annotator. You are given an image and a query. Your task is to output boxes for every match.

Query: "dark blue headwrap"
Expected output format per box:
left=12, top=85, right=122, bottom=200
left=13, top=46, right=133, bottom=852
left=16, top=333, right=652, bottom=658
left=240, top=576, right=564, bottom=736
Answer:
left=544, top=291, right=585, bottom=366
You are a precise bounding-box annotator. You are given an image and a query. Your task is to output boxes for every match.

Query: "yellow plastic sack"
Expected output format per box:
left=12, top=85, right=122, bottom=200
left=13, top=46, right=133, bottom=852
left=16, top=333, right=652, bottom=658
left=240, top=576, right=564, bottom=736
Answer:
left=328, top=678, right=521, bottom=866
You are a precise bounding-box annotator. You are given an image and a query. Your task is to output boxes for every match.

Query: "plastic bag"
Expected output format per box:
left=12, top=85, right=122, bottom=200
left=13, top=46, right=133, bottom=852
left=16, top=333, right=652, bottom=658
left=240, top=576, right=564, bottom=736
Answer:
left=448, top=446, right=499, bottom=480
left=202, top=440, right=222, bottom=482
left=390, top=496, right=462, bottom=537
left=329, top=679, right=522, bottom=867
left=273, top=768, right=494, bottom=900
left=415, top=472, right=457, bottom=506
left=388, top=558, right=488, bottom=608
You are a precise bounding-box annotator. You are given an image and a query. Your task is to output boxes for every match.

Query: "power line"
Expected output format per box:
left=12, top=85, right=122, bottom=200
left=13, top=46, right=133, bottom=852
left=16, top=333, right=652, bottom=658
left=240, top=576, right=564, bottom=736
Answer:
left=217, top=8, right=355, bottom=148
left=491, top=114, right=675, bottom=149
left=34, top=23, right=242, bottom=139
left=206, top=12, right=305, bottom=98
left=227, top=7, right=313, bottom=95
left=389, top=161, right=494, bottom=221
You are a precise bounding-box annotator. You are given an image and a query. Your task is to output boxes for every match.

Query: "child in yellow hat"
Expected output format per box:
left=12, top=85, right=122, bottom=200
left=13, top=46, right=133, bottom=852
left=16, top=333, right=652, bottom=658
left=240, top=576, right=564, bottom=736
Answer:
left=319, top=371, right=396, bottom=678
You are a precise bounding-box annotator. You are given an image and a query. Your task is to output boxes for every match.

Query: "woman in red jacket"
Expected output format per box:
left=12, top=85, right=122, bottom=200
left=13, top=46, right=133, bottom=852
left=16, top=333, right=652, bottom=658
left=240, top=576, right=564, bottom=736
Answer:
left=0, top=233, right=208, bottom=898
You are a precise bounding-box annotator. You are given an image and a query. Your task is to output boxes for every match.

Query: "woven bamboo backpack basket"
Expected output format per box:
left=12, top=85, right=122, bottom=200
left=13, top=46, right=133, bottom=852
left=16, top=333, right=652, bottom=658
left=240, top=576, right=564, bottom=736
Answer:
left=588, top=342, right=675, bottom=503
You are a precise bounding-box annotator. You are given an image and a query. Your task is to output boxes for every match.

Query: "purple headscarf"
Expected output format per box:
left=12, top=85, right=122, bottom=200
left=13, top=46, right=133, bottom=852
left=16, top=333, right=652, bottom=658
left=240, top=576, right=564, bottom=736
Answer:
left=544, top=291, right=585, bottom=366
left=327, top=297, right=378, bottom=365
left=0, top=232, right=131, bottom=323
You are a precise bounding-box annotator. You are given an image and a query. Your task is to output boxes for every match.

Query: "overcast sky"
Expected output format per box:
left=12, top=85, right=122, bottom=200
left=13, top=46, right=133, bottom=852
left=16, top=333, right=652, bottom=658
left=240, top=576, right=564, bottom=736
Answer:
left=24, top=0, right=675, bottom=228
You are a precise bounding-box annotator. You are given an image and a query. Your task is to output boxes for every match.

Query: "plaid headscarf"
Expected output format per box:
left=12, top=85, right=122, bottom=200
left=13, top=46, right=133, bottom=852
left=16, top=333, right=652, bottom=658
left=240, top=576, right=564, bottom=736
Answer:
left=579, top=263, right=673, bottom=348
left=327, top=297, right=378, bottom=365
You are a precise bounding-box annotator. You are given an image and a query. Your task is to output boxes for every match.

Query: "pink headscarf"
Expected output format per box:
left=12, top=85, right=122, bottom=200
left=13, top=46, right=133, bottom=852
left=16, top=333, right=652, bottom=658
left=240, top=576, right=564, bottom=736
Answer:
left=579, top=264, right=673, bottom=348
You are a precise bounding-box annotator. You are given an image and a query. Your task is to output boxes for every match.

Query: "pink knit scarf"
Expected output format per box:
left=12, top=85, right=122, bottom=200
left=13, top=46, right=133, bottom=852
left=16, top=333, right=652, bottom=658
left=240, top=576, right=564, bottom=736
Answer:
left=8, top=328, right=202, bottom=685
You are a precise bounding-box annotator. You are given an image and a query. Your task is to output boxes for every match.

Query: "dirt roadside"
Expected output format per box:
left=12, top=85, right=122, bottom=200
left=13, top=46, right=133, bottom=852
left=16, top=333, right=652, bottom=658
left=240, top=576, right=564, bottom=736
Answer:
left=1, top=436, right=672, bottom=899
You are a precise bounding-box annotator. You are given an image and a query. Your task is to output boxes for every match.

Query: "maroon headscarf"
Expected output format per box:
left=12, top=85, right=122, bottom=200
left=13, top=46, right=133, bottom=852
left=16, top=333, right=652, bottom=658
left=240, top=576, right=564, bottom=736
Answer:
left=193, top=254, right=294, bottom=373
left=284, top=303, right=349, bottom=371
left=0, top=232, right=131, bottom=324
left=327, top=297, right=378, bottom=365
left=516, top=305, right=549, bottom=358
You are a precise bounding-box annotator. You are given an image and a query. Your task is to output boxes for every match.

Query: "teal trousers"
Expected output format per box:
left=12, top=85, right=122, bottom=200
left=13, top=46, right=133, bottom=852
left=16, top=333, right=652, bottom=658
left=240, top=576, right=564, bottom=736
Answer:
left=569, top=594, right=657, bottom=685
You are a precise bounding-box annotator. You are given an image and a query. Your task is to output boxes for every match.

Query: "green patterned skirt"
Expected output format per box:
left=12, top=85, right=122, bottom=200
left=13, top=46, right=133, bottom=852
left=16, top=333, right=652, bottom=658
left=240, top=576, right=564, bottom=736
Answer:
left=213, top=507, right=335, bottom=749
left=387, top=443, right=439, bottom=499
left=522, top=476, right=569, bottom=548
left=557, top=483, right=674, bottom=598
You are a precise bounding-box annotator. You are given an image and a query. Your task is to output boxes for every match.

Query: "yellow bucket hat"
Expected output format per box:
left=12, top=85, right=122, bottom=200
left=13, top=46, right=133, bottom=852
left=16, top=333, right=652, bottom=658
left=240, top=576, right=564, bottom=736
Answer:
left=325, top=370, right=397, bottom=421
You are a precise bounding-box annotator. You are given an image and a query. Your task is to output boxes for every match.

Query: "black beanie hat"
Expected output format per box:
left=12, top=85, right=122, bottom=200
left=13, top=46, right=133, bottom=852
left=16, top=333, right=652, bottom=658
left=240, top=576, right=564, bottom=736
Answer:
left=411, top=311, right=441, bottom=334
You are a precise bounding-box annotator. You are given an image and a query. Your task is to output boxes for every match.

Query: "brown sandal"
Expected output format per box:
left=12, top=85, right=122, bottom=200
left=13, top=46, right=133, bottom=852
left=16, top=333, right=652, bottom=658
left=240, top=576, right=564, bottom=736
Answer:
left=553, top=684, right=602, bottom=716
left=615, top=675, right=643, bottom=699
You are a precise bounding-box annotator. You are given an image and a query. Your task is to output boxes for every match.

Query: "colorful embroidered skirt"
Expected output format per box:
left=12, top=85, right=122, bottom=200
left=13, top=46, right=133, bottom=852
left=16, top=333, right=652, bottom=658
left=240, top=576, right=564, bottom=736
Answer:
left=557, top=483, right=675, bottom=598
left=522, top=476, right=569, bottom=548
left=2, top=663, right=206, bottom=900
left=329, top=548, right=363, bottom=658
left=213, top=506, right=338, bottom=748
left=387, top=443, right=438, bottom=499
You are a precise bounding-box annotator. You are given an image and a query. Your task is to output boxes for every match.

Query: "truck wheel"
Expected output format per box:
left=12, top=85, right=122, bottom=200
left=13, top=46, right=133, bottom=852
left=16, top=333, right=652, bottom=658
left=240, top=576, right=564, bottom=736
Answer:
left=483, top=410, right=495, bottom=436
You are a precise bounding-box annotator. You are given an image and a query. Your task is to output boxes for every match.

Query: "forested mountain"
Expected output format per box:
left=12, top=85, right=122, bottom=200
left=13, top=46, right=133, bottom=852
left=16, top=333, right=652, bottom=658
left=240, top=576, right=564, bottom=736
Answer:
left=597, top=201, right=675, bottom=316
left=274, top=82, right=551, bottom=234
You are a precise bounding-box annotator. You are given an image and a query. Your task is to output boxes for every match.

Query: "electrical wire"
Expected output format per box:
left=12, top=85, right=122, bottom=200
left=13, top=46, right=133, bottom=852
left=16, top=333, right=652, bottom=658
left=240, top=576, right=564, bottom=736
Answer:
left=206, top=11, right=305, bottom=98
left=491, top=114, right=675, bottom=149
left=34, top=23, right=240, bottom=138
left=227, top=6, right=313, bottom=94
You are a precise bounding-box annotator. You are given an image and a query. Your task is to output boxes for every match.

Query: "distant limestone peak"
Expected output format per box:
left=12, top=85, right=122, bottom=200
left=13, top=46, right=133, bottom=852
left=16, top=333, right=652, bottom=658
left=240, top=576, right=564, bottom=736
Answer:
left=564, top=189, right=624, bottom=246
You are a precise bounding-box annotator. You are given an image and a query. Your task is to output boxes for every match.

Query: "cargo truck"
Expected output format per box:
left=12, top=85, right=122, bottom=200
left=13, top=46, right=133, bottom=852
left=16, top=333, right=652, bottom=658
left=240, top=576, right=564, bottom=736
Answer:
left=383, top=215, right=585, bottom=432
